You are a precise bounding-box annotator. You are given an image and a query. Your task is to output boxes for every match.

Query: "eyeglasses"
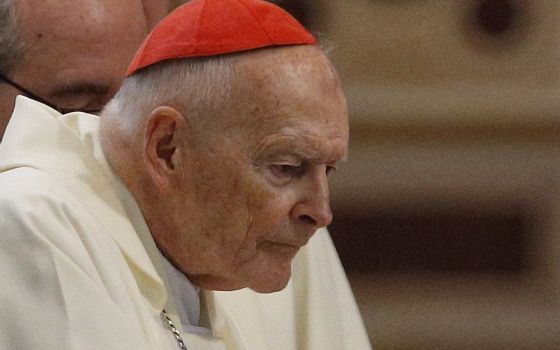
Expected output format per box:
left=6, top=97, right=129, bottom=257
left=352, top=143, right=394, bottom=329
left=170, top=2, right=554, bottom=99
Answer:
left=0, top=72, right=102, bottom=114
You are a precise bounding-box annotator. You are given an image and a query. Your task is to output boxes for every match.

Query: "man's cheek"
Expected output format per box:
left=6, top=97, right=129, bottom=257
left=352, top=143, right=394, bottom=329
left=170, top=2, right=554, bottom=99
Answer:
left=245, top=176, right=283, bottom=211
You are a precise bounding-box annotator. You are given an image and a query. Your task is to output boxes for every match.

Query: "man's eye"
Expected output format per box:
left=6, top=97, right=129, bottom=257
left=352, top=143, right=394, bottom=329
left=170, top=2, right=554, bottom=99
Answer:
left=326, top=165, right=336, bottom=176
left=269, top=163, right=303, bottom=180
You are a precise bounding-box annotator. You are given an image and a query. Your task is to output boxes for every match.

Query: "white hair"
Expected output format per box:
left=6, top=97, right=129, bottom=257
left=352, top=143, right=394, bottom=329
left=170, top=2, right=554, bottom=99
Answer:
left=103, top=56, right=234, bottom=136
left=0, top=0, right=24, bottom=73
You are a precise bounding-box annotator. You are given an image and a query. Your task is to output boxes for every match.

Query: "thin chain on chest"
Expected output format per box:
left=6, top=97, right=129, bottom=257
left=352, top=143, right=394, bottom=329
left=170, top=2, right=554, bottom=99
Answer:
left=161, top=309, right=188, bottom=350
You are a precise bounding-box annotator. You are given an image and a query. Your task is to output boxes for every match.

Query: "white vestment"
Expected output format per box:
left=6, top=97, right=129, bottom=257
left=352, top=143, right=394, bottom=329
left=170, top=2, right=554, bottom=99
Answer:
left=0, top=97, right=372, bottom=350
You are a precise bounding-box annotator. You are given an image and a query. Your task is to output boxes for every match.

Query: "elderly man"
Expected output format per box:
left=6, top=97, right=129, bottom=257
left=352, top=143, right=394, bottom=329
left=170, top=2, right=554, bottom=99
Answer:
left=0, top=0, right=371, bottom=349
left=0, top=0, right=171, bottom=139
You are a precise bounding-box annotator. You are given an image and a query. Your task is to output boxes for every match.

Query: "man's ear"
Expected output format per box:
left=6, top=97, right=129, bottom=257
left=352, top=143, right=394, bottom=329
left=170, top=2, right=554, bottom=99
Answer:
left=144, top=106, right=187, bottom=192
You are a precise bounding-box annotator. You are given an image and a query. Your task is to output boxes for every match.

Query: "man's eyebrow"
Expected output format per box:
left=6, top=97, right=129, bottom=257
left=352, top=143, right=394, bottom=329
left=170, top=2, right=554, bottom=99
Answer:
left=49, top=82, right=111, bottom=97
left=257, top=138, right=347, bottom=163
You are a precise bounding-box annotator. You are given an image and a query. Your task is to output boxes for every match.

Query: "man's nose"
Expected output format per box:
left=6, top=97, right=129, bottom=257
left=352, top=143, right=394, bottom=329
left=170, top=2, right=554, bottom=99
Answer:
left=290, top=168, right=333, bottom=229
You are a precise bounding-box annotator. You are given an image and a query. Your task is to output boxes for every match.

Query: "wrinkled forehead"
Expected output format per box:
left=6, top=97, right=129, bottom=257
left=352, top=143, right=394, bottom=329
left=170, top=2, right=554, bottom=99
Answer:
left=233, top=45, right=341, bottom=96
left=234, top=47, right=346, bottom=122
left=210, top=46, right=349, bottom=154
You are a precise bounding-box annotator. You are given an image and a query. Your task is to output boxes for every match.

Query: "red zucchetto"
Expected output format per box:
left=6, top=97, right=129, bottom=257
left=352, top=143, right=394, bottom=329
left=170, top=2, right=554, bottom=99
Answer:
left=126, top=0, right=317, bottom=76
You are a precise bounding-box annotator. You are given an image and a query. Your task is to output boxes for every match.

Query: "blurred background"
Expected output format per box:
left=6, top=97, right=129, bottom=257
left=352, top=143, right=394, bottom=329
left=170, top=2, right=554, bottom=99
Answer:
left=184, top=0, right=560, bottom=348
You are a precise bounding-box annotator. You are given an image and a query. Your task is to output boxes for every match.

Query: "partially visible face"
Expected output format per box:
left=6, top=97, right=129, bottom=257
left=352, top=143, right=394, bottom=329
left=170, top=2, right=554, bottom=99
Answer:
left=0, top=0, right=171, bottom=139
left=161, top=46, right=349, bottom=293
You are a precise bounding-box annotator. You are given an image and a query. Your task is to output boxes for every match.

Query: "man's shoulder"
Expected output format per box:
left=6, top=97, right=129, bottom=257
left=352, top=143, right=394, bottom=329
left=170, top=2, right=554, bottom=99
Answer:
left=0, top=166, right=70, bottom=203
left=0, top=166, right=86, bottom=225
left=0, top=166, right=113, bottom=263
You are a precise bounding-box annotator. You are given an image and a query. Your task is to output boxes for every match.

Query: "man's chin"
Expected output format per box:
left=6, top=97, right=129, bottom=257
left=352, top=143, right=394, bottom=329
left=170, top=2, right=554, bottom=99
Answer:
left=190, top=266, right=292, bottom=293
left=247, top=268, right=292, bottom=293
left=249, top=280, right=290, bottom=293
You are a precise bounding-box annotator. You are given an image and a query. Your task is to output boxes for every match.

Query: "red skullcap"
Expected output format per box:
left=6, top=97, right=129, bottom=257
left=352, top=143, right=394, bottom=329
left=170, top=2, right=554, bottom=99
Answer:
left=126, top=0, right=317, bottom=76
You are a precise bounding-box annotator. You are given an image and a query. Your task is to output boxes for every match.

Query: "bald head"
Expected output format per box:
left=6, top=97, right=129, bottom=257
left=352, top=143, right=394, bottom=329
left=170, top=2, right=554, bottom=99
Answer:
left=0, top=0, right=172, bottom=140
left=101, top=45, right=342, bottom=141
